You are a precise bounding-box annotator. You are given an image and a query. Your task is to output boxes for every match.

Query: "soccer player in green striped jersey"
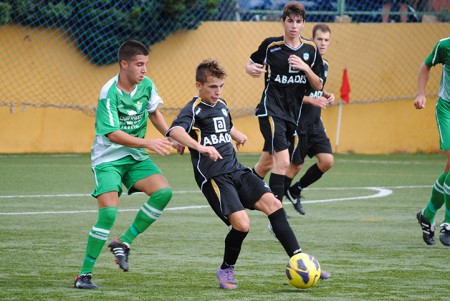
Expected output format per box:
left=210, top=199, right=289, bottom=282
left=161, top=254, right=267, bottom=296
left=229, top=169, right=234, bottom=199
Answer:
left=74, top=40, right=184, bottom=289
left=415, top=37, right=450, bottom=247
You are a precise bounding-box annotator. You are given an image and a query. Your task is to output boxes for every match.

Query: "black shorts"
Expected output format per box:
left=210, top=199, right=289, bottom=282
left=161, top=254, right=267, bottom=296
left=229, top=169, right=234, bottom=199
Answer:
left=201, top=169, right=272, bottom=226
left=258, top=116, right=296, bottom=154
left=289, top=131, right=333, bottom=165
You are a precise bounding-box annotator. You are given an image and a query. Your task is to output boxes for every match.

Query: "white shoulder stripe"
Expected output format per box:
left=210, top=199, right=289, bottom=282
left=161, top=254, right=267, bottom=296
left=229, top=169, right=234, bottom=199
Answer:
left=99, top=75, right=118, bottom=100
left=106, top=98, right=114, bottom=126
left=432, top=42, right=441, bottom=65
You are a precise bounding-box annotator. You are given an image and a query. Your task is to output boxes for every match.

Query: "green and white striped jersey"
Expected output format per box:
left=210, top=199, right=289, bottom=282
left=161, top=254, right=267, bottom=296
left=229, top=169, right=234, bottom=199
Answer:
left=91, top=75, right=162, bottom=166
left=425, top=37, right=450, bottom=103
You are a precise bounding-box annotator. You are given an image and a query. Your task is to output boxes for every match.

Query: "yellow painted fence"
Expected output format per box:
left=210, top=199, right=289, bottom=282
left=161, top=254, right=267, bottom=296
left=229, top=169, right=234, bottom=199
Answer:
left=0, top=22, right=449, bottom=154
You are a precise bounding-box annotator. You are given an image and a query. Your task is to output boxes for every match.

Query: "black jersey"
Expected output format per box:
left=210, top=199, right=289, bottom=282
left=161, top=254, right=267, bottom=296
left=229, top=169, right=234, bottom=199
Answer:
left=168, top=97, right=246, bottom=187
left=298, top=59, right=329, bottom=134
left=250, top=36, right=324, bottom=125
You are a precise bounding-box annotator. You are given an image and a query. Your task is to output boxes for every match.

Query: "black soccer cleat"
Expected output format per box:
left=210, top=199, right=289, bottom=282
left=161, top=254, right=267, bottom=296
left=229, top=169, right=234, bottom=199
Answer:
left=74, top=274, right=98, bottom=289
left=439, top=223, right=450, bottom=246
left=416, top=210, right=436, bottom=245
left=285, top=189, right=305, bottom=215
left=108, top=238, right=130, bottom=271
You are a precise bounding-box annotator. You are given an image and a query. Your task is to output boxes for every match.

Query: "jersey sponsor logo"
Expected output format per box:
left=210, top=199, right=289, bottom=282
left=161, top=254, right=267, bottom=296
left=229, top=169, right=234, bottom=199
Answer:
left=274, top=74, right=307, bottom=84
left=213, top=117, right=227, bottom=133
left=289, top=65, right=300, bottom=73
left=309, top=90, right=323, bottom=98
left=270, top=47, right=281, bottom=52
left=203, top=133, right=232, bottom=146
left=119, top=114, right=143, bottom=130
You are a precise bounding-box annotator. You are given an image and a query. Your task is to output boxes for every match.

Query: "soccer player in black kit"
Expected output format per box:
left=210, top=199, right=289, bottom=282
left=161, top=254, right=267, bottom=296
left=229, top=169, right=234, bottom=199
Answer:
left=284, top=23, right=335, bottom=215
left=167, top=58, right=330, bottom=289
left=246, top=2, right=324, bottom=207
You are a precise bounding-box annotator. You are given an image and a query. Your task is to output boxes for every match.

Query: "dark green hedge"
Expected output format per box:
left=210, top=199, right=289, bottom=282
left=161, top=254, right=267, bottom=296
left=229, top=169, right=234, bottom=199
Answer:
left=2, top=0, right=220, bottom=65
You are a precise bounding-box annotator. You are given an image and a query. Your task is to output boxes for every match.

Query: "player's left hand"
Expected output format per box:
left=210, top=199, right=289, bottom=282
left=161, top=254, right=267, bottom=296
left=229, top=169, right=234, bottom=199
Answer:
left=231, top=129, right=247, bottom=151
left=311, top=96, right=328, bottom=109
left=325, top=92, right=335, bottom=105
left=234, top=134, right=247, bottom=151
left=288, top=55, right=308, bottom=71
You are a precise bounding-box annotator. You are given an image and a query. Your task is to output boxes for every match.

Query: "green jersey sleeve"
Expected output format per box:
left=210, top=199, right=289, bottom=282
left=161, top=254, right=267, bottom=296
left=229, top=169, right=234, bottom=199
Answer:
left=95, top=96, right=120, bottom=136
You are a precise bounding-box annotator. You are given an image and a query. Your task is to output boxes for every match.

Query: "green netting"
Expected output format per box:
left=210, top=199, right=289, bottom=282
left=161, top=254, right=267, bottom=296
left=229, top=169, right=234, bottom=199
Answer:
left=0, top=0, right=448, bottom=117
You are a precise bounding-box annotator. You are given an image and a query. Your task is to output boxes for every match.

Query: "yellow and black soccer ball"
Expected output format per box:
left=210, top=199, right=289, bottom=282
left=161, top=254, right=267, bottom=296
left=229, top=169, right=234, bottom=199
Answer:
left=286, top=253, right=321, bottom=289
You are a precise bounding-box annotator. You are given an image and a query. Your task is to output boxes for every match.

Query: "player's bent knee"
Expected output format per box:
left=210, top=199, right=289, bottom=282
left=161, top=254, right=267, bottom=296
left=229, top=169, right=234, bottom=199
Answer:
left=98, top=206, right=118, bottom=228
left=318, top=156, right=334, bottom=172
left=149, top=187, right=173, bottom=210
left=255, top=193, right=282, bottom=214
left=233, top=222, right=250, bottom=233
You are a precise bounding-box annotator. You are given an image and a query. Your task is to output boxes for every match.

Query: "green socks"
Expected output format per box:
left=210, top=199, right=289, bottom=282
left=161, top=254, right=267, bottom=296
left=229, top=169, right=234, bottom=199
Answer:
left=80, top=206, right=118, bottom=275
left=79, top=187, right=172, bottom=275
left=424, top=172, right=447, bottom=223
left=120, top=187, right=172, bottom=245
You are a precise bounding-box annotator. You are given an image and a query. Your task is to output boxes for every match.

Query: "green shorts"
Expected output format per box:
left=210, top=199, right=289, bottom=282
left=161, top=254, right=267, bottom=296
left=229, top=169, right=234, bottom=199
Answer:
left=436, top=98, right=450, bottom=151
left=91, top=156, right=162, bottom=197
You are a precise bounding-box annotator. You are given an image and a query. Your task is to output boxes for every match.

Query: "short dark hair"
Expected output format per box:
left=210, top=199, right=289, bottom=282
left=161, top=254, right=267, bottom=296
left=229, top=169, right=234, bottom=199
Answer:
left=312, top=23, right=331, bottom=38
left=282, top=2, right=305, bottom=21
left=117, top=40, right=149, bottom=63
left=196, top=58, right=227, bottom=83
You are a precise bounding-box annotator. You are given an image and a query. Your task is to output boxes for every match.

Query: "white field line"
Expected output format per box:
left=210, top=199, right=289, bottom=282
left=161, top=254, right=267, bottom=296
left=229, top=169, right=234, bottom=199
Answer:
left=0, top=185, right=431, bottom=216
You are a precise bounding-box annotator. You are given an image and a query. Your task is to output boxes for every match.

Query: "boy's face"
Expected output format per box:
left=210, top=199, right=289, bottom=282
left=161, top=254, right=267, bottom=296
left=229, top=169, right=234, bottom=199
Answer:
left=196, top=75, right=224, bottom=105
left=122, top=54, right=148, bottom=85
left=313, top=30, right=331, bottom=56
left=282, top=14, right=305, bottom=39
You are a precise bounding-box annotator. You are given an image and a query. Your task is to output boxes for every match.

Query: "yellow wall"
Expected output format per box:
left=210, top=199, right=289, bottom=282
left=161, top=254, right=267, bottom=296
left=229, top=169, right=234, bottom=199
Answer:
left=0, top=23, right=448, bottom=154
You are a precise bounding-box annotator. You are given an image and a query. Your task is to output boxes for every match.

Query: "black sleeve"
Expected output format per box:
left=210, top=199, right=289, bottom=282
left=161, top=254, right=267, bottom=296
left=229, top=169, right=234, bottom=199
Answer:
left=166, top=101, right=194, bottom=136
left=249, top=37, right=273, bottom=65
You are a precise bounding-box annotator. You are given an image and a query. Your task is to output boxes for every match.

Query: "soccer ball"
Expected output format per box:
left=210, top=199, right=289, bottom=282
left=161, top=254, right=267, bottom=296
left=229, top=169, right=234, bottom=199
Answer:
left=286, top=253, right=321, bottom=289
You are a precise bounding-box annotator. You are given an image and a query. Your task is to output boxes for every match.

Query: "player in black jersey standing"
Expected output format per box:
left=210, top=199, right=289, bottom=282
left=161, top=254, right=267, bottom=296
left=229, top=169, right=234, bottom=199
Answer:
left=245, top=2, right=324, bottom=205
left=167, top=58, right=330, bottom=289
left=284, top=23, right=335, bottom=215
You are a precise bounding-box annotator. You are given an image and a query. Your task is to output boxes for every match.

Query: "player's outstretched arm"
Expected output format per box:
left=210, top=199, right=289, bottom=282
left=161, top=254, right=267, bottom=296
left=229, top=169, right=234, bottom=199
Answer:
left=168, top=127, right=222, bottom=161
left=107, top=130, right=172, bottom=156
left=149, top=109, right=185, bottom=154
left=414, top=62, right=431, bottom=110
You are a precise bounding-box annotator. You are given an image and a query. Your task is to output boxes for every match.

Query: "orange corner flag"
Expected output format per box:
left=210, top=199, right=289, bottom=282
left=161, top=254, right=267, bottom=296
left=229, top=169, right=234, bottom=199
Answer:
left=340, top=68, right=351, bottom=103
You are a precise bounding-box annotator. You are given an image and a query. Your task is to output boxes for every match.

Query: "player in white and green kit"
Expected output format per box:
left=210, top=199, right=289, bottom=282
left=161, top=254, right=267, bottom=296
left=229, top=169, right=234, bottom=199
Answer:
left=74, top=40, right=183, bottom=289
left=415, top=37, right=450, bottom=247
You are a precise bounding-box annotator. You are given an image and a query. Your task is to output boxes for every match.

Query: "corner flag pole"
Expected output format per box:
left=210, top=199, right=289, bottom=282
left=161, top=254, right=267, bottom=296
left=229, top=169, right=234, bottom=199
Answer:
left=335, top=100, right=343, bottom=153
left=335, top=68, right=350, bottom=153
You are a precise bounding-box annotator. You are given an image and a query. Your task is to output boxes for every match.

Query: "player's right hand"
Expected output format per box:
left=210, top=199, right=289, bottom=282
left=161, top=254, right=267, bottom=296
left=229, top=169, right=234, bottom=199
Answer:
left=414, top=94, right=426, bottom=109
left=199, top=146, right=222, bottom=161
left=246, top=62, right=266, bottom=78
left=146, top=138, right=173, bottom=156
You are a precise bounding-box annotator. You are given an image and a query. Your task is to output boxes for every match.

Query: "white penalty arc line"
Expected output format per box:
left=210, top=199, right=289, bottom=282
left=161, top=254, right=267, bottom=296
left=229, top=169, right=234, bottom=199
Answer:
left=0, top=186, right=398, bottom=216
left=295, top=187, right=393, bottom=205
